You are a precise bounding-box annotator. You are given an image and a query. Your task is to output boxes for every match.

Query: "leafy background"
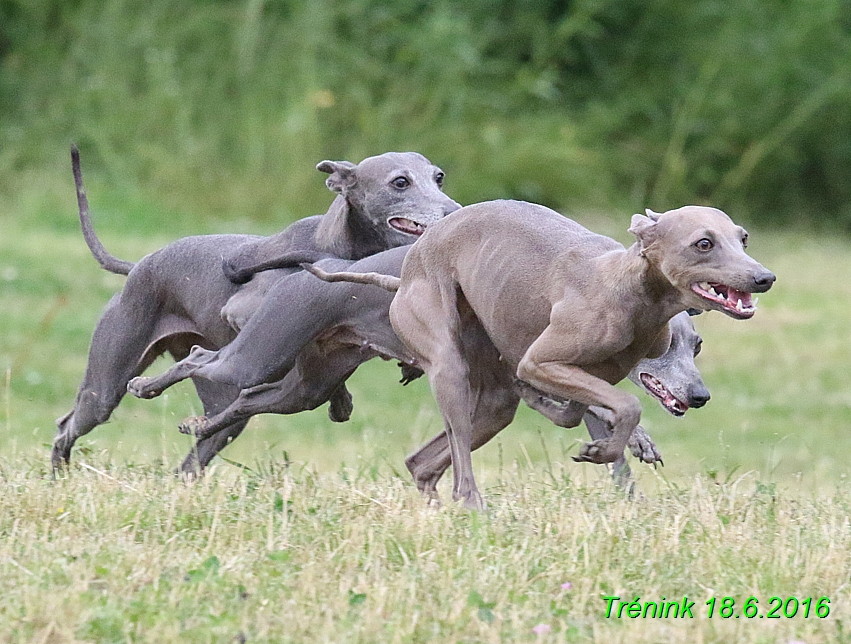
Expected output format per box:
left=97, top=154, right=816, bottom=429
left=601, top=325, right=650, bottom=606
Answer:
left=2, top=0, right=850, bottom=233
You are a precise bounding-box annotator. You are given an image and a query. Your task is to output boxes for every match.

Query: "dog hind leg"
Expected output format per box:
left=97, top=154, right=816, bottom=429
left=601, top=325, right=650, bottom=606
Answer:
left=127, top=345, right=219, bottom=399
left=391, top=280, right=489, bottom=508
left=52, top=295, right=159, bottom=470
left=178, top=376, right=249, bottom=474
left=401, top=299, right=518, bottom=506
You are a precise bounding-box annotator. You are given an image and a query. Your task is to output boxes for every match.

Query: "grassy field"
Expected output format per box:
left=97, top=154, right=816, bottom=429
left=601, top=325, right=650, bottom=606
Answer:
left=1, top=194, right=850, bottom=642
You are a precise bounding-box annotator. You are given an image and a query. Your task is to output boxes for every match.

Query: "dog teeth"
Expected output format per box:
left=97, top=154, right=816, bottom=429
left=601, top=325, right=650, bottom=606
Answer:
left=709, top=286, right=719, bottom=297
left=752, top=297, right=758, bottom=308
left=699, top=282, right=710, bottom=291
left=735, top=299, right=744, bottom=312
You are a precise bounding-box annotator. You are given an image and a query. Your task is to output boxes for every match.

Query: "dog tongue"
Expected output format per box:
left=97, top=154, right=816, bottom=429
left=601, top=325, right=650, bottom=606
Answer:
left=727, top=287, right=753, bottom=308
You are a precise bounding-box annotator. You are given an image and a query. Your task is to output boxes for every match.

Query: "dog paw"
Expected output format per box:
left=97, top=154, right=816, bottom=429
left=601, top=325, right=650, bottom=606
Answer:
left=127, top=377, right=161, bottom=399
left=50, top=448, right=71, bottom=476
left=179, top=416, right=210, bottom=437
left=398, top=362, right=424, bottom=386
left=627, top=425, right=663, bottom=466
left=328, top=388, right=353, bottom=423
left=411, top=468, right=441, bottom=496
left=456, top=491, right=487, bottom=511
left=572, top=439, right=623, bottom=464
left=420, top=482, right=443, bottom=508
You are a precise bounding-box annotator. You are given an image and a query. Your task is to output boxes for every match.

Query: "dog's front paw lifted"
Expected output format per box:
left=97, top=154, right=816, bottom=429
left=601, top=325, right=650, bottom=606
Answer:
left=572, top=439, right=623, bottom=464
left=179, top=416, right=211, bottom=438
left=628, top=425, right=663, bottom=466
left=127, top=377, right=161, bottom=399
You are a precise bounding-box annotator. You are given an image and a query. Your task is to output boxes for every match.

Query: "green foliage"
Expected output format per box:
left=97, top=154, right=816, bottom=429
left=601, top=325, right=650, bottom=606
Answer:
left=75, top=611, right=127, bottom=644
left=1, top=0, right=849, bottom=229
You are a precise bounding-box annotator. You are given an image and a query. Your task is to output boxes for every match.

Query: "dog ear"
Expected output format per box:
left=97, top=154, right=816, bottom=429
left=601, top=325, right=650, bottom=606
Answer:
left=644, top=208, right=663, bottom=221
left=628, top=213, right=660, bottom=253
left=316, top=160, right=357, bottom=194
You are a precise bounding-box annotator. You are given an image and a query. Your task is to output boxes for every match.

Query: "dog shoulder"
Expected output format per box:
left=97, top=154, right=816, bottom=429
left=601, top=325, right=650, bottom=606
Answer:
left=545, top=298, right=635, bottom=361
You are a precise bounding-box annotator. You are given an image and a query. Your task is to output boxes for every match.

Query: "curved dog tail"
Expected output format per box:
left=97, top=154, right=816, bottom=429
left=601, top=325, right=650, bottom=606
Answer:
left=71, top=145, right=135, bottom=276
left=222, top=250, right=338, bottom=284
left=301, top=263, right=400, bottom=292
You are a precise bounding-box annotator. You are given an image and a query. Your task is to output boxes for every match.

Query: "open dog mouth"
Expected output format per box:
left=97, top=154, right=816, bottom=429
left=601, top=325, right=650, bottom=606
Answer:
left=639, top=373, right=688, bottom=416
left=388, top=217, right=427, bottom=236
left=691, top=282, right=757, bottom=319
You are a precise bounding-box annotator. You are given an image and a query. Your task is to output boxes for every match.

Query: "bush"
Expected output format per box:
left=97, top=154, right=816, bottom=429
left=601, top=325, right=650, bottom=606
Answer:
left=1, top=0, right=849, bottom=229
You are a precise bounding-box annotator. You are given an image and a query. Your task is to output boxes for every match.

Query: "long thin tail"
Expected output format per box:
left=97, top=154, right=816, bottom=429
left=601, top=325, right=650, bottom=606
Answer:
left=223, top=250, right=337, bottom=284
left=301, top=263, right=400, bottom=292
left=71, top=145, right=135, bottom=276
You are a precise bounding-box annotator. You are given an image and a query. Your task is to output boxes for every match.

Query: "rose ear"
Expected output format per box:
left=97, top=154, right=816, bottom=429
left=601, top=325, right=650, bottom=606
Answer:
left=644, top=208, right=663, bottom=221
left=316, top=160, right=357, bottom=193
left=628, top=214, right=659, bottom=254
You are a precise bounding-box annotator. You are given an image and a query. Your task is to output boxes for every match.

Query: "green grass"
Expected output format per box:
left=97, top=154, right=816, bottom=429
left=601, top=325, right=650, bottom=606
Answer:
left=2, top=200, right=851, bottom=641
left=1, top=457, right=849, bottom=642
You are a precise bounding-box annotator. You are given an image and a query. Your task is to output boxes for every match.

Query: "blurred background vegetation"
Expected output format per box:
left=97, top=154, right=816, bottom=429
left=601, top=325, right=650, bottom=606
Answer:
left=2, top=0, right=850, bottom=234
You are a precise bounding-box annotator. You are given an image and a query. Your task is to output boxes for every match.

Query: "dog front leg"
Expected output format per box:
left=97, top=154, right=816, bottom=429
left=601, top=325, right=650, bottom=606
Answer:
left=517, top=357, right=641, bottom=465
left=515, top=379, right=587, bottom=428
left=583, top=408, right=632, bottom=485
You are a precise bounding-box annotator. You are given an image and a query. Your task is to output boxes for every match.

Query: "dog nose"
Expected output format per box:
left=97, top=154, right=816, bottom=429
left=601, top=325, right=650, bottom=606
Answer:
left=752, top=270, right=776, bottom=291
left=688, top=386, right=711, bottom=408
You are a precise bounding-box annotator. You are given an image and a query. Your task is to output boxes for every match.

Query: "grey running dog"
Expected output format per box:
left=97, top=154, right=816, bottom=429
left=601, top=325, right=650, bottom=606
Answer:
left=298, top=200, right=775, bottom=508
left=53, top=147, right=459, bottom=472
left=406, top=309, right=707, bottom=497
left=128, top=246, right=709, bottom=488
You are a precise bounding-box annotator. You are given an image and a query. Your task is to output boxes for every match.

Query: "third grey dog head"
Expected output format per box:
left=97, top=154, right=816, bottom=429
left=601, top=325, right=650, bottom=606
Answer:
left=627, top=310, right=710, bottom=416
left=316, top=152, right=461, bottom=252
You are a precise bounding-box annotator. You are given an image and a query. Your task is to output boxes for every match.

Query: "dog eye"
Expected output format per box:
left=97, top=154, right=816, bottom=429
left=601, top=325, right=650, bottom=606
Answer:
left=694, top=340, right=702, bottom=357
left=695, top=238, right=714, bottom=252
left=391, top=176, right=410, bottom=189
left=435, top=172, right=445, bottom=187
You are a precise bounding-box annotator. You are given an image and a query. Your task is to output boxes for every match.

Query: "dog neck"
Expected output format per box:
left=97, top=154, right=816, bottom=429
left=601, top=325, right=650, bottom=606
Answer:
left=605, top=244, right=691, bottom=324
left=314, top=195, right=387, bottom=259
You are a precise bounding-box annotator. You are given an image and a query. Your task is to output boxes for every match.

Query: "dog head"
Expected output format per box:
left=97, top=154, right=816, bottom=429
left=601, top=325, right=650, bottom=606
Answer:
left=629, top=205, right=775, bottom=319
left=317, top=152, right=461, bottom=249
left=627, top=311, right=710, bottom=416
